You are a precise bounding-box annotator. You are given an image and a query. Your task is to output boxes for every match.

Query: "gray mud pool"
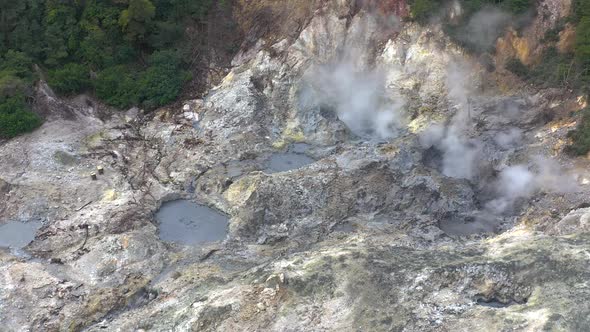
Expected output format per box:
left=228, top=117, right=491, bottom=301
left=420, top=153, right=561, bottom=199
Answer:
left=266, top=144, right=315, bottom=173
left=0, top=221, right=41, bottom=250
left=156, top=200, right=229, bottom=246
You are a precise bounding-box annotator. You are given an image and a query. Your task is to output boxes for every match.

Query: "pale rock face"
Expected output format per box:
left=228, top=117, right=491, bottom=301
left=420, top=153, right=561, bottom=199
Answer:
left=1, top=1, right=590, bottom=331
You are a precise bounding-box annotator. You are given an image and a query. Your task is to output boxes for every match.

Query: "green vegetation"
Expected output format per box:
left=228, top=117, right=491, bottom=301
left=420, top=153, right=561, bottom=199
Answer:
left=564, top=5, right=590, bottom=155
left=572, top=0, right=590, bottom=23
left=505, top=58, right=530, bottom=77
left=47, top=63, right=91, bottom=95
left=137, top=50, right=192, bottom=109
left=505, top=1, right=590, bottom=92
left=0, top=50, right=41, bottom=138
left=94, top=66, right=139, bottom=108
left=505, top=48, right=585, bottom=89
left=575, top=17, right=590, bottom=72
left=501, top=1, right=590, bottom=155
left=0, top=93, right=42, bottom=139
left=0, top=0, right=216, bottom=138
left=409, top=0, right=534, bottom=53
left=498, top=0, right=531, bottom=15
left=406, top=0, right=590, bottom=154
left=566, top=108, right=590, bottom=156
left=410, top=0, right=439, bottom=22
left=119, top=0, right=156, bottom=42
left=409, top=0, right=534, bottom=23
left=93, top=50, right=190, bottom=109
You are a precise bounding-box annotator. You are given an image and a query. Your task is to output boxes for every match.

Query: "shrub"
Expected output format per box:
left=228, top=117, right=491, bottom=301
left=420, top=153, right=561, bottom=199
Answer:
left=119, top=0, right=156, bottom=42
left=136, top=50, right=191, bottom=109
left=410, top=0, right=534, bottom=23
left=542, top=21, right=565, bottom=43
left=47, top=63, right=91, bottom=95
left=109, top=45, right=139, bottom=66
left=575, top=17, right=590, bottom=63
left=505, top=48, right=584, bottom=89
left=147, top=21, right=183, bottom=49
left=137, top=65, right=190, bottom=109
left=500, top=0, right=533, bottom=15
left=94, top=65, right=139, bottom=108
left=573, top=0, right=590, bottom=22
left=505, top=57, right=530, bottom=78
left=0, top=50, right=35, bottom=82
left=0, top=93, right=42, bottom=138
left=95, top=51, right=191, bottom=110
left=0, top=74, right=27, bottom=97
left=410, top=0, right=439, bottom=22
left=566, top=108, right=590, bottom=156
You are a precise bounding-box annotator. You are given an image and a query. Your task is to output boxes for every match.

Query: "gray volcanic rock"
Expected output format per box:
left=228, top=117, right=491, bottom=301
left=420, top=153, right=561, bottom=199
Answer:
left=1, top=1, right=590, bottom=331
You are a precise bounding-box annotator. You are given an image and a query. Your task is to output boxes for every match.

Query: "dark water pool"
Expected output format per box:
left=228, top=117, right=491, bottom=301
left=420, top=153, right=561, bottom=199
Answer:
left=156, top=200, right=229, bottom=246
left=266, top=153, right=315, bottom=173
left=0, top=221, right=41, bottom=250
left=266, top=144, right=315, bottom=173
left=438, top=215, right=497, bottom=236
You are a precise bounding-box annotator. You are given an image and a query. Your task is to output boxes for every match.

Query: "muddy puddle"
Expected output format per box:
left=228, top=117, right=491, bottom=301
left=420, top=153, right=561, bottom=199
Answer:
left=438, top=215, right=498, bottom=236
left=266, top=144, right=315, bottom=173
left=0, top=221, right=41, bottom=252
left=156, top=200, right=229, bottom=246
left=333, top=222, right=356, bottom=233
left=476, top=298, right=514, bottom=308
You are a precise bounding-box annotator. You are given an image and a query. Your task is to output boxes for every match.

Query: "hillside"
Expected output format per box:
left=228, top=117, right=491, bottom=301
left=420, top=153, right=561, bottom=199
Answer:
left=1, top=0, right=590, bottom=331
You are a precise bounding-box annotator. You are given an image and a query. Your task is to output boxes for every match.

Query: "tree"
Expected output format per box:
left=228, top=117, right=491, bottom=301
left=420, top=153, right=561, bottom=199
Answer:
left=0, top=0, right=25, bottom=52
left=137, top=49, right=190, bottom=109
left=94, top=65, right=140, bottom=108
left=573, top=0, right=590, bottom=22
left=410, top=0, right=438, bottom=22
left=119, top=0, right=155, bottom=42
left=147, top=21, right=182, bottom=49
left=44, top=2, right=82, bottom=66
left=16, top=1, right=44, bottom=57
left=0, top=0, right=45, bottom=56
left=0, top=74, right=26, bottom=97
left=47, top=63, right=90, bottom=95
left=576, top=17, right=590, bottom=62
left=0, top=0, right=214, bottom=121
left=78, top=1, right=125, bottom=68
left=1, top=50, right=34, bottom=82
left=500, top=0, right=533, bottom=15
left=567, top=108, right=590, bottom=156
left=169, top=0, right=212, bottom=20
left=0, top=93, right=42, bottom=138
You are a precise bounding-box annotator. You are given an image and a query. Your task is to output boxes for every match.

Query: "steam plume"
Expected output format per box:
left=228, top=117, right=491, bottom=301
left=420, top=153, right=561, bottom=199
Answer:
left=305, top=58, right=406, bottom=140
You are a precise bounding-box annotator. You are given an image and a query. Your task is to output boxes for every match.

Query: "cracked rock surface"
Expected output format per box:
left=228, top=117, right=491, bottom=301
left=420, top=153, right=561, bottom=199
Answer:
left=2, top=1, right=590, bottom=331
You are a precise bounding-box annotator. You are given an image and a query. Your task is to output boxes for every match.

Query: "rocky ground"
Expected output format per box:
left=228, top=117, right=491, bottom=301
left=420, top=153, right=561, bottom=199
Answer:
left=2, top=1, right=590, bottom=331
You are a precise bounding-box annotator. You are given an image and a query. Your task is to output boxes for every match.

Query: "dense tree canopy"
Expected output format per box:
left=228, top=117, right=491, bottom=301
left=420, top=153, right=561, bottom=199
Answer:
left=119, top=0, right=156, bottom=42
left=409, top=0, right=534, bottom=22
left=576, top=17, right=590, bottom=64
left=0, top=0, right=215, bottom=138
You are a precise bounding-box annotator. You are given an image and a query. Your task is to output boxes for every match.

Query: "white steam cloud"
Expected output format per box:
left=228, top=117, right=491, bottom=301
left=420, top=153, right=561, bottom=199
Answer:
left=420, top=61, right=481, bottom=180
left=305, top=59, right=406, bottom=140
left=487, top=158, right=578, bottom=214
left=301, top=10, right=575, bottom=221
left=419, top=123, right=481, bottom=180
left=462, top=8, right=511, bottom=51
left=486, top=165, right=535, bottom=213
left=494, top=127, right=522, bottom=149
left=420, top=60, right=578, bottom=216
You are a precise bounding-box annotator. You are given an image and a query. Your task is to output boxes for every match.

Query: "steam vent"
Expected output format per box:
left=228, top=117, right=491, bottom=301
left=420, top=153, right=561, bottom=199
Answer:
left=2, top=0, right=590, bottom=330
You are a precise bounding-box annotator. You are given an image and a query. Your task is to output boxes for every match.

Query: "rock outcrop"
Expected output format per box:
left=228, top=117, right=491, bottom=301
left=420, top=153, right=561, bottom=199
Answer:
left=1, top=1, right=590, bottom=331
